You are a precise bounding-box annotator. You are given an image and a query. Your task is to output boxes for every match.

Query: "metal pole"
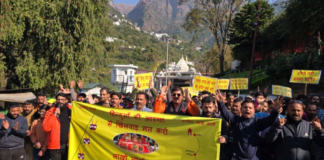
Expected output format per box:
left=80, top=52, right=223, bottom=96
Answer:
left=248, top=0, right=261, bottom=89
left=166, top=39, right=169, bottom=86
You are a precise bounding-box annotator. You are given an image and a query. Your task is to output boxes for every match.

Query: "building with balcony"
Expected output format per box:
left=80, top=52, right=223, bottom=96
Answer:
left=108, top=64, right=138, bottom=93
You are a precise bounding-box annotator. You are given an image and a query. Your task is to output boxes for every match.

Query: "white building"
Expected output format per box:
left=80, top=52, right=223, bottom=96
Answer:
left=83, top=83, right=106, bottom=96
left=155, top=56, right=201, bottom=90
left=113, top=21, right=120, bottom=26
left=105, top=37, right=118, bottom=42
left=108, top=64, right=138, bottom=93
left=154, top=33, right=169, bottom=40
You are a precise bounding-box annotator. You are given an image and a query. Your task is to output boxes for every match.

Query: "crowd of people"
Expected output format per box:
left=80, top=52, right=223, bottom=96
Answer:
left=0, top=79, right=324, bottom=160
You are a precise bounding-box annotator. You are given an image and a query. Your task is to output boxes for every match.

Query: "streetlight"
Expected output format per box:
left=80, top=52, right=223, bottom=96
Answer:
left=165, top=36, right=170, bottom=86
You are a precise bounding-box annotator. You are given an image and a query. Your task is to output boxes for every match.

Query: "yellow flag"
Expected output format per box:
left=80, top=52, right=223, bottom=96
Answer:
left=68, top=102, right=222, bottom=160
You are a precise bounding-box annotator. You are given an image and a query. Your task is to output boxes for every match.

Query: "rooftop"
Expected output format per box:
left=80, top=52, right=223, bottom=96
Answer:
left=83, top=83, right=106, bottom=90
left=108, top=64, right=138, bottom=69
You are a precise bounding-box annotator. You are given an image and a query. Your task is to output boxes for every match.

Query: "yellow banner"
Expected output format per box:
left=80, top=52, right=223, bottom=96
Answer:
left=182, top=87, right=199, bottom=97
left=193, top=76, right=218, bottom=93
left=217, top=79, right=230, bottom=90
left=230, top=78, right=248, bottom=90
left=134, top=73, right=153, bottom=90
left=289, top=70, right=322, bottom=84
left=68, top=102, right=221, bottom=160
left=272, top=85, right=292, bottom=98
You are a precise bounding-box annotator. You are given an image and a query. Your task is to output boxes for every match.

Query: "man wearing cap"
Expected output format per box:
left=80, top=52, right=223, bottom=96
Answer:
left=77, top=93, right=89, bottom=103
left=245, top=95, right=253, bottom=101
left=47, top=99, right=56, bottom=109
left=0, top=103, right=29, bottom=160
left=122, top=98, right=133, bottom=109
left=42, top=93, right=71, bottom=160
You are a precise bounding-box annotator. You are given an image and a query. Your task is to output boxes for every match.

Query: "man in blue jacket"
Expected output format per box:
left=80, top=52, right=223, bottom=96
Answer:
left=215, top=90, right=283, bottom=160
left=0, top=103, right=29, bottom=160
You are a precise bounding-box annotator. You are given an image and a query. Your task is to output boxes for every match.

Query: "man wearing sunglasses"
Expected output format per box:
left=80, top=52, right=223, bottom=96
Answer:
left=153, top=86, right=200, bottom=116
left=265, top=101, right=324, bottom=160
left=43, top=93, right=72, bottom=160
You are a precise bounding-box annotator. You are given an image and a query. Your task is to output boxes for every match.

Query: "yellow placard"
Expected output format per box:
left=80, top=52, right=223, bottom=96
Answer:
left=182, top=87, right=199, bottom=97
left=289, top=70, right=322, bottom=84
left=272, top=85, right=292, bottom=98
left=134, top=73, right=153, bottom=90
left=193, top=76, right=218, bottom=93
left=230, top=78, right=248, bottom=90
left=217, top=79, right=230, bottom=90
left=68, top=102, right=221, bottom=160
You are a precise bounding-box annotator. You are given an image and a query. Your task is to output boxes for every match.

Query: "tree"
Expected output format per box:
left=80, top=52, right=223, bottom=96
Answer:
left=0, top=0, right=112, bottom=93
left=204, top=43, right=233, bottom=74
left=180, top=0, right=247, bottom=75
left=228, top=0, right=274, bottom=68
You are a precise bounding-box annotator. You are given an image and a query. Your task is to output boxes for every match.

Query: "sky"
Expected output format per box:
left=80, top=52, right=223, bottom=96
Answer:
left=113, top=0, right=140, bottom=5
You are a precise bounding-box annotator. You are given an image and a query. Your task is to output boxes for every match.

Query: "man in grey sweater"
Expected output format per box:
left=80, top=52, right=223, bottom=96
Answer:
left=0, top=103, right=29, bottom=160
left=265, top=101, right=324, bottom=160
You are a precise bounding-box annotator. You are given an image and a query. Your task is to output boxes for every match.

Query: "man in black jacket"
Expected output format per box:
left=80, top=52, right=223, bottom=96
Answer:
left=265, top=101, right=324, bottom=160
left=0, top=103, right=29, bottom=160
left=201, top=96, right=228, bottom=160
left=215, top=90, right=283, bottom=160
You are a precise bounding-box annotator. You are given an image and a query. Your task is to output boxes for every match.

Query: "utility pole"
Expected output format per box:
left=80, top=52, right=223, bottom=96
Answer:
left=248, top=0, right=261, bottom=89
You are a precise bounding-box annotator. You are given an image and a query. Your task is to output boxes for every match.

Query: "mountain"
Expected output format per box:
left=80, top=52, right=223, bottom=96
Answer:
left=104, top=6, right=205, bottom=72
left=113, top=3, right=135, bottom=15
left=126, top=0, right=193, bottom=38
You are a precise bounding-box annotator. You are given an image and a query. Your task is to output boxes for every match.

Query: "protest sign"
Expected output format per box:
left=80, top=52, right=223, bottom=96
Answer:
left=134, top=73, right=153, bottom=90
left=230, top=78, right=248, bottom=90
left=217, top=79, right=230, bottom=90
left=272, top=85, right=292, bottom=98
left=289, top=70, right=322, bottom=84
left=182, top=87, right=199, bottom=97
left=68, top=102, right=222, bottom=160
left=193, top=76, right=218, bottom=93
